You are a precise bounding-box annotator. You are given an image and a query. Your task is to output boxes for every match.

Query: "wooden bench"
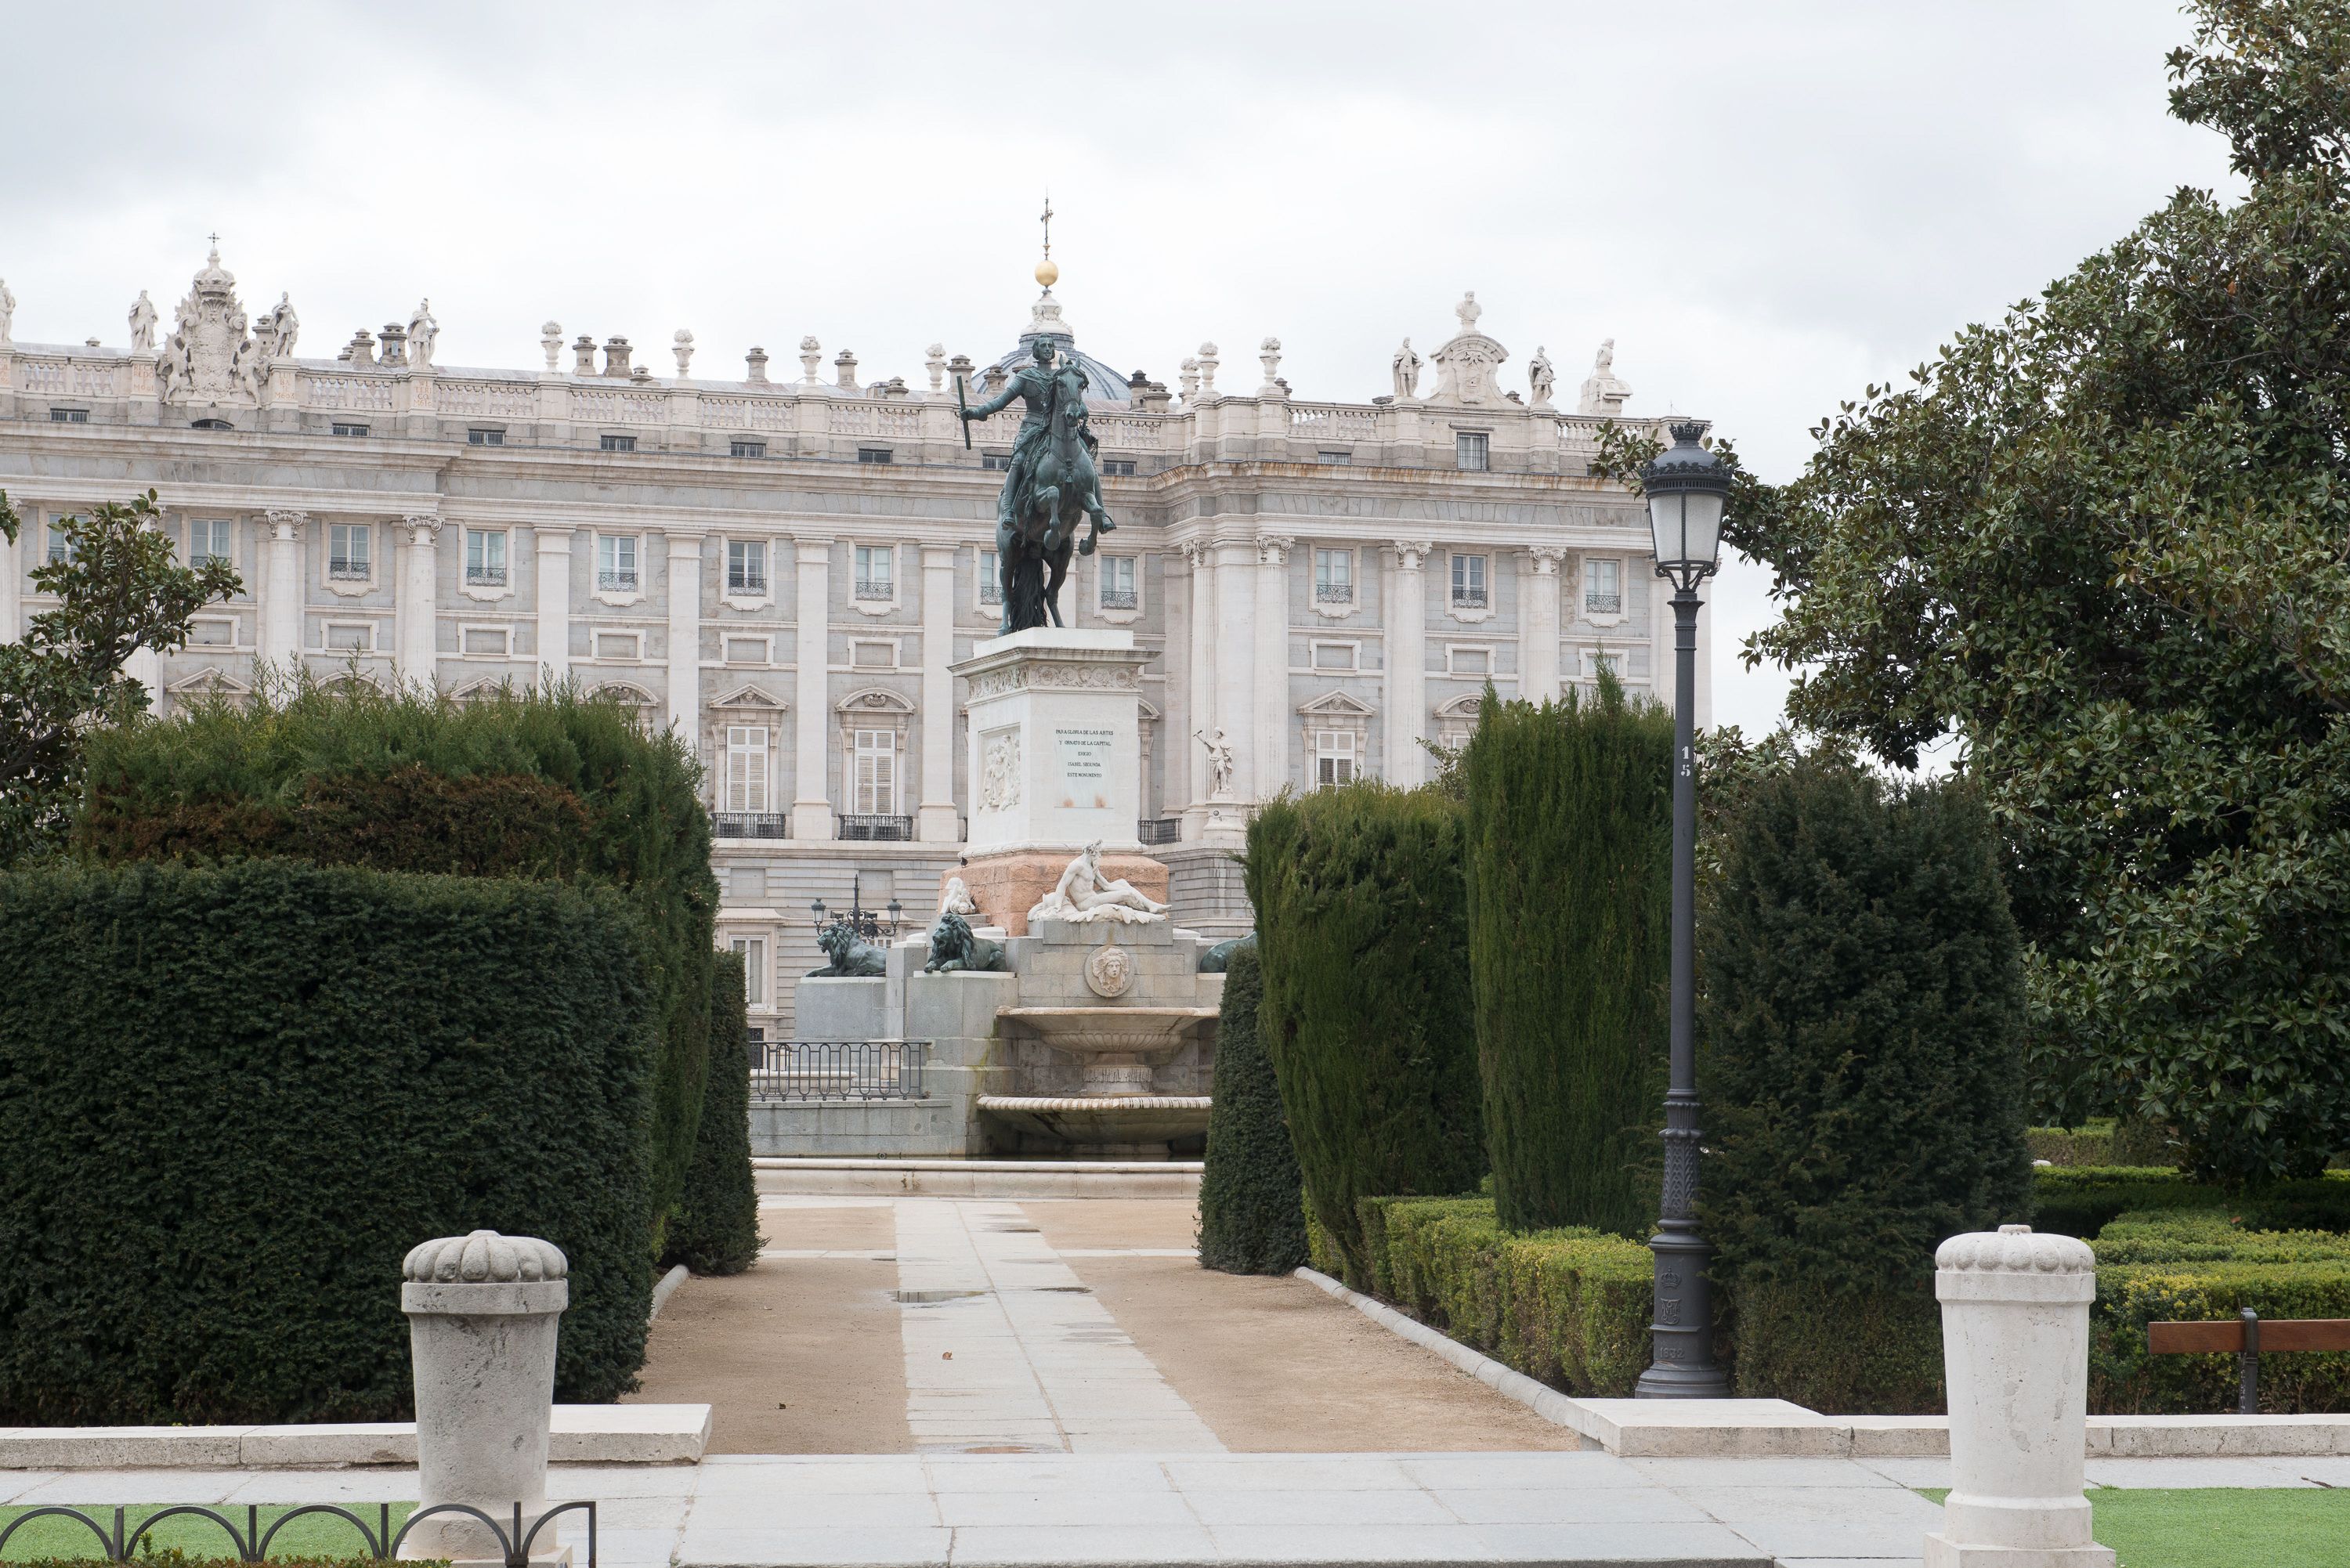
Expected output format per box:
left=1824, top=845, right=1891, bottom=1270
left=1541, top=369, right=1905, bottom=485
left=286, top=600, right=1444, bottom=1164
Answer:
left=2147, top=1310, right=2350, bottom=1413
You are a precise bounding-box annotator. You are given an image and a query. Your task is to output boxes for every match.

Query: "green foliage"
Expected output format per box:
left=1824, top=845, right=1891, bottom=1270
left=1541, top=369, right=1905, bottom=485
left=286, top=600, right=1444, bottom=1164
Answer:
left=1198, top=945, right=1308, bottom=1275
left=1354, top=1195, right=1655, bottom=1398
left=2030, top=1166, right=2350, bottom=1238
left=1245, top=783, right=1485, bottom=1282
left=1699, top=762, right=2035, bottom=1300
left=1461, top=681, right=1671, bottom=1236
left=664, top=950, right=759, bottom=1275
left=0, top=858, right=656, bottom=1424
left=1725, top=3, right=2350, bottom=1183
left=1730, top=1283, right=1945, bottom=1414
left=74, top=678, right=721, bottom=1240
left=2093, top=1256, right=2350, bottom=1414
left=0, top=490, right=240, bottom=865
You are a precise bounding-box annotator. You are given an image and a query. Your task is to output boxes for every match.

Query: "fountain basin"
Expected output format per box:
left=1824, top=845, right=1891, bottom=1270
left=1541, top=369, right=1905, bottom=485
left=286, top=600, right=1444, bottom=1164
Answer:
left=996, top=1006, right=1217, bottom=1097
left=978, top=1095, right=1212, bottom=1158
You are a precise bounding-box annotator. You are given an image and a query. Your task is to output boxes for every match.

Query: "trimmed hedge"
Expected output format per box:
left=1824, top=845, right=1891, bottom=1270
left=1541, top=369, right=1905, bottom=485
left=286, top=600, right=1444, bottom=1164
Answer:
left=76, top=681, right=721, bottom=1246
left=1352, top=1196, right=1654, bottom=1398
left=1461, top=684, right=1671, bottom=1237
left=0, top=858, right=657, bottom=1424
left=1246, top=784, right=1485, bottom=1283
left=1198, top=944, right=1308, bottom=1275
left=2025, top=1119, right=2178, bottom=1169
left=1696, top=764, right=2031, bottom=1411
left=663, top=950, right=760, bottom=1275
left=2030, top=1167, right=2350, bottom=1239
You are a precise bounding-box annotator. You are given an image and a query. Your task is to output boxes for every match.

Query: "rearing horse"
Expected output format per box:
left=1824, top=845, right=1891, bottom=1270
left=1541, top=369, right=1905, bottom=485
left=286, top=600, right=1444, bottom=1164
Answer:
left=1003, top=362, right=1114, bottom=629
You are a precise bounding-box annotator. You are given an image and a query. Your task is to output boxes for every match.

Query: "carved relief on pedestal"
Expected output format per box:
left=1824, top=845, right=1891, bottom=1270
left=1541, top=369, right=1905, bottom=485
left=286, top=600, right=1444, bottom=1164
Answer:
left=980, top=729, right=1022, bottom=811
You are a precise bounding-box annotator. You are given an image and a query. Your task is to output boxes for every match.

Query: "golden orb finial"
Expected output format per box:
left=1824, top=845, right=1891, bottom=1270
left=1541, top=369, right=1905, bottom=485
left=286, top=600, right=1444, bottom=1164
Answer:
left=1035, top=256, right=1060, bottom=288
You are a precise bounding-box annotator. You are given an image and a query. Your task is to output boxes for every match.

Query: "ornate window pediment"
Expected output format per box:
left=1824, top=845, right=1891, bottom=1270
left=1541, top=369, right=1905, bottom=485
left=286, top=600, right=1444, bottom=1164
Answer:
left=713, top=682, right=786, bottom=712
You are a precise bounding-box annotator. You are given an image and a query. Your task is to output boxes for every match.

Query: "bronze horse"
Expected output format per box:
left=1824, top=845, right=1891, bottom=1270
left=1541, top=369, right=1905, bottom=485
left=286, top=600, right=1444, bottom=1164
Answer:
left=1000, top=360, right=1114, bottom=630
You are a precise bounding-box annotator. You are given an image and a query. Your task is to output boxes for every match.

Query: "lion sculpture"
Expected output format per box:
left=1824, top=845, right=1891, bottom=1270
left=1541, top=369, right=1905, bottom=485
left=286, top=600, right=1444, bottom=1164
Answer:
left=805, top=919, right=888, bottom=978
left=924, top=910, right=1006, bottom=974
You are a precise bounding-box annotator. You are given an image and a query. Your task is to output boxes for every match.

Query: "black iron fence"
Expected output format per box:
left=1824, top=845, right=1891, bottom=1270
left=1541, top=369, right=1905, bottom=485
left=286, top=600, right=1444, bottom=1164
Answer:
left=1137, top=817, right=1180, bottom=845
left=753, top=1040, right=928, bottom=1102
left=0, top=1501, right=596, bottom=1568
left=838, top=813, right=913, bottom=841
left=713, top=811, right=789, bottom=839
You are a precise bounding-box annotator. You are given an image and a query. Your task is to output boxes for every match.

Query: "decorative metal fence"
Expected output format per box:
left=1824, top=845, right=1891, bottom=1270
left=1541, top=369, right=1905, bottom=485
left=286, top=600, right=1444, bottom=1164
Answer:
left=712, top=811, right=790, bottom=840
left=753, top=1040, right=928, bottom=1102
left=837, top=813, right=913, bottom=841
left=1137, top=817, right=1180, bottom=845
left=0, top=1501, right=596, bottom=1568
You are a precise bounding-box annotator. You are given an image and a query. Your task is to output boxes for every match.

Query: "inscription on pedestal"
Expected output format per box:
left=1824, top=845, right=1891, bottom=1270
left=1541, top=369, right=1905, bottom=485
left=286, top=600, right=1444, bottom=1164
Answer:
left=1055, top=727, right=1112, bottom=808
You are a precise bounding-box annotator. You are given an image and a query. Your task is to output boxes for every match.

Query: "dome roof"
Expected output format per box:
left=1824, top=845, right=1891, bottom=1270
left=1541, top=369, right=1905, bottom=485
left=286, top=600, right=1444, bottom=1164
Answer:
left=978, top=291, right=1137, bottom=406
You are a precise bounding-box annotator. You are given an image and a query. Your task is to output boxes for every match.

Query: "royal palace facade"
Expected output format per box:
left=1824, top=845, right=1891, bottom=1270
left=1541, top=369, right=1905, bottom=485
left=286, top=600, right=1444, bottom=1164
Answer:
left=0, top=248, right=1711, bottom=1035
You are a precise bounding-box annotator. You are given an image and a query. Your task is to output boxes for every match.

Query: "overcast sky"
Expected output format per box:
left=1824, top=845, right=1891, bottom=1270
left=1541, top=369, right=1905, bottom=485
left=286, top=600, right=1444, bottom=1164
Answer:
left=1, top=2, right=2237, bottom=735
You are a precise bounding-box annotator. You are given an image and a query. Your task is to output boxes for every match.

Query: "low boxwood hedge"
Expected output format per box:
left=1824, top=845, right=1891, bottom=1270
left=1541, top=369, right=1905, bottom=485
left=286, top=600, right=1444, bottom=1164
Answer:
left=2031, top=1167, right=2350, bottom=1239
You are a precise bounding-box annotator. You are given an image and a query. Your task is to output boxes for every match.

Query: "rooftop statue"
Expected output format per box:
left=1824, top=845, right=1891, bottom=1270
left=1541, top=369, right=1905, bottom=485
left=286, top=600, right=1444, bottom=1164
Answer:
left=957, top=334, right=1116, bottom=634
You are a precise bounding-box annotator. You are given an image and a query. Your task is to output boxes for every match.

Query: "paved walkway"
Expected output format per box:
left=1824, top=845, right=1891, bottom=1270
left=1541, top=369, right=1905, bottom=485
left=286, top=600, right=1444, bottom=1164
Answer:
left=5, top=1454, right=2338, bottom=1567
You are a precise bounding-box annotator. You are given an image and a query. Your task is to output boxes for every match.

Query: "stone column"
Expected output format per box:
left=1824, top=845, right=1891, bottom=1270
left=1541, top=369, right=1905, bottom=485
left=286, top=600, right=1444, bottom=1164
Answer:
left=1181, top=542, right=1217, bottom=835
left=665, top=531, right=703, bottom=737
left=1210, top=537, right=1256, bottom=800
left=1253, top=533, right=1294, bottom=797
left=529, top=527, right=571, bottom=684
left=1925, top=1225, right=2110, bottom=1566
left=1523, top=546, right=1564, bottom=705
left=790, top=535, right=834, bottom=840
left=1386, top=539, right=1431, bottom=785
left=0, top=512, right=20, bottom=643
left=1161, top=547, right=1191, bottom=829
left=916, top=544, right=960, bottom=843
left=257, top=510, right=307, bottom=677
left=400, top=1230, right=569, bottom=1566
left=399, top=515, right=441, bottom=688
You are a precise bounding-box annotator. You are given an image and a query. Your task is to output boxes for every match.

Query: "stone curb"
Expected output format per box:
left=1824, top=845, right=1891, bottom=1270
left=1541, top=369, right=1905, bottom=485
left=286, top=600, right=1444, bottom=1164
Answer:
left=1296, top=1267, right=2350, bottom=1459
left=0, top=1404, right=713, bottom=1470
left=754, top=1156, right=1202, bottom=1198
left=649, top=1263, right=689, bottom=1321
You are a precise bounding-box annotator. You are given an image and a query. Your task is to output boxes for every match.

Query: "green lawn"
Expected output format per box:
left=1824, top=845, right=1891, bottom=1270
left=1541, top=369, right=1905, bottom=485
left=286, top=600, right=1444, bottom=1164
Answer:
left=1920, top=1487, right=2350, bottom=1568
left=0, top=1504, right=414, bottom=1563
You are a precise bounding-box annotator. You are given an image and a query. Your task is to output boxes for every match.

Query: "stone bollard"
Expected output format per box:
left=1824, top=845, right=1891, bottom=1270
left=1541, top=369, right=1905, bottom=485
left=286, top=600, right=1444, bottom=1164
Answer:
left=1925, top=1223, right=2113, bottom=1567
left=401, top=1230, right=570, bottom=1566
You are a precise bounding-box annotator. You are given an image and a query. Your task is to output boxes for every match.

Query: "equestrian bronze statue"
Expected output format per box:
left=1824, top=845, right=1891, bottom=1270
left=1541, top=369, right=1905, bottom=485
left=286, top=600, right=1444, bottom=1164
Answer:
left=956, top=339, right=1116, bottom=633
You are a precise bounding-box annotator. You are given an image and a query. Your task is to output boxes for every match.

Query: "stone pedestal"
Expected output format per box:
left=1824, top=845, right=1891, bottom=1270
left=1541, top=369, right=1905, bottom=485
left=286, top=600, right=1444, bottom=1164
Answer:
left=1924, top=1225, right=2113, bottom=1567
left=949, top=628, right=1162, bottom=935
left=400, top=1231, right=570, bottom=1568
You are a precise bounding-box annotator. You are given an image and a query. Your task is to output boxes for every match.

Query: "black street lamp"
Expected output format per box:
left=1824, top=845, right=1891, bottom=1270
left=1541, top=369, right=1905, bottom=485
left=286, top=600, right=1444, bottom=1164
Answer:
left=1636, top=420, right=1732, bottom=1399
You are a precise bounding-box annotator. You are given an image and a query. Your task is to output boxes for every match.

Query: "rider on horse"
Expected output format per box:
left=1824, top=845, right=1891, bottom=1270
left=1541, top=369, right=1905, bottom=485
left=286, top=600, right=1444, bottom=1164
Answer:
left=959, top=338, right=1115, bottom=631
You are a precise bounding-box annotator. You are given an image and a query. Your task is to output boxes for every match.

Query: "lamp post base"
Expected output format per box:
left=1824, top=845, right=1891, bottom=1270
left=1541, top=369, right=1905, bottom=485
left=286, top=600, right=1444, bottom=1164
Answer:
left=1633, top=1360, right=1733, bottom=1399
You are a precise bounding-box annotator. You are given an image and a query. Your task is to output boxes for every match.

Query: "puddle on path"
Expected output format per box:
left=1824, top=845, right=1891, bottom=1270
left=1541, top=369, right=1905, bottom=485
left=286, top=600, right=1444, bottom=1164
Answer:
left=894, top=1288, right=987, bottom=1305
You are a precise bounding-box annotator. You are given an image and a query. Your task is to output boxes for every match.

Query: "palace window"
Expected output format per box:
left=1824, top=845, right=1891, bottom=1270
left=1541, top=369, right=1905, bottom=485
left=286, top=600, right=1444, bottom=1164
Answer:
left=1450, top=553, right=1488, bottom=609
left=1314, top=730, right=1358, bottom=789
left=856, top=446, right=894, bottom=465
left=1099, top=555, right=1137, bottom=610
left=332, top=422, right=370, bottom=439
left=728, top=539, right=768, bottom=595
left=851, top=728, right=898, bottom=815
left=1314, top=547, right=1354, bottom=605
left=978, top=549, right=1003, bottom=605
left=1455, top=432, right=1490, bottom=471
left=853, top=544, right=893, bottom=601
left=45, top=521, right=74, bottom=565
left=328, top=523, right=371, bottom=581
left=730, top=439, right=766, bottom=458
left=189, top=519, right=233, bottom=569
left=598, top=533, right=640, bottom=593
left=1101, top=458, right=1137, bottom=478
left=49, top=407, right=88, bottom=424
left=190, top=417, right=232, bottom=430
left=1585, top=556, right=1622, bottom=615
left=600, top=433, right=635, bottom=453
left=465, top=528, right=508, bottom=587
left=468, top=428, right=505, bottom=446
left=982, top=452, right=1012, bottom=471
left=730, top=935, right=768, bottom=1008
left=1318, top=450, right=1351, bottom=465
left=725, top=726, right=771, bottom=814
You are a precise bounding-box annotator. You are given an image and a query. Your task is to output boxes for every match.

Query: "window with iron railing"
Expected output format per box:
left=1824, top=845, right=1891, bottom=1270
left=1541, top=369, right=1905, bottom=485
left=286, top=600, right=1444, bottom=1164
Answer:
left=853, top=543, right=894, bottom=601
left=713, top=811, right=790, bottom=840
left=837, top=813, right=913, bottom=842
left=1451, top=552, right=1488, bottom=609
left=979, top=549, right=1003, bottom=605
left=1314, top=547, right=1354, bottom=605
left=328, top=523, right=371, bottom=581
left=1098, top=555, right=1137, bottom=612
left=1584, top=556, right=1622, bottom=616
left=465, top=528, right=507, bottom=587
left=728, top=539, right=768, bottom=595
left=189, top=519, right=232, bottom=569
left=597, top=533, right=639, bottom=593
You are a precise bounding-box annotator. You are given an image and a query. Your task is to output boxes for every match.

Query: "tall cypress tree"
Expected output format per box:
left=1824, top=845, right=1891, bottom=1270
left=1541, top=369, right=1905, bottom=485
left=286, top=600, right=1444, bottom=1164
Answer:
left=1246, top=783, right=1485, bottom=1284
left=1698, top=761, right=2032, bottom=1404
left=1462, top=681, right=1673, bottom=1237
left=1197, top=944, right=1308, bottom=1275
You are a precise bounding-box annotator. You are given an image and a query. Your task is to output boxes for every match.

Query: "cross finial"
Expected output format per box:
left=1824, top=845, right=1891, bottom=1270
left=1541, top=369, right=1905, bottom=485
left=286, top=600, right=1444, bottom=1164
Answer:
left=1039, top=195, right=1052, bottom=259
left=208, top=231, right=219, bottom=246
